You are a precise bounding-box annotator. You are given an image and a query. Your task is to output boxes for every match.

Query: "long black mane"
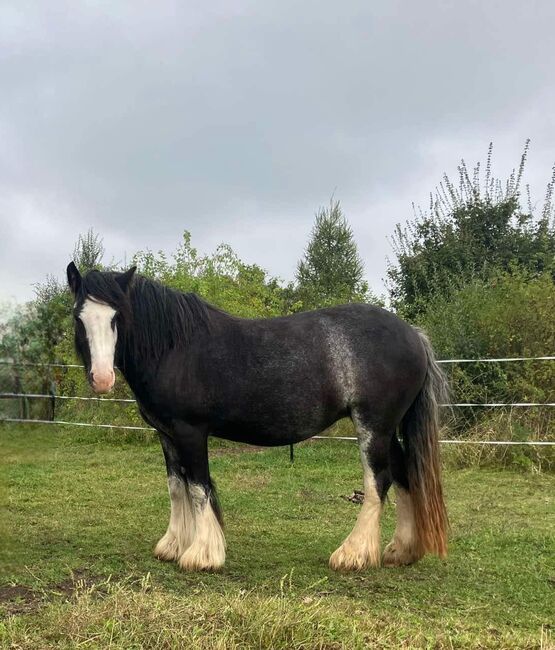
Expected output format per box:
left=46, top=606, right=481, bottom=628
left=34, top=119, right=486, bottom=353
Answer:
left=127, top=276, right=214, bottom=361
left=80, top=271, right=214, bottom=362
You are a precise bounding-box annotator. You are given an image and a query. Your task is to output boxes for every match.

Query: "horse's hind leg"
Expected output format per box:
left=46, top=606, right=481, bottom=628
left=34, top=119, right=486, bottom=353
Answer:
left=329, top=410, right=392, bottom=571
left=382, top=435, right=424, bottom=566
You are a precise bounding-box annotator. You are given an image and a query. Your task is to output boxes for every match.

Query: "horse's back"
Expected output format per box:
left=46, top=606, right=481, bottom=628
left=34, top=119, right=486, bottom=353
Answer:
left=202, top=303, right=425, bottom=432
left=244, top=302, right=425, bottom=379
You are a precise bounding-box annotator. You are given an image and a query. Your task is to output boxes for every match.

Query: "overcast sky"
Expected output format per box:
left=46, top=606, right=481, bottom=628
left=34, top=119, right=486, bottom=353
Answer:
left=1, top=1, right=554, bottom=305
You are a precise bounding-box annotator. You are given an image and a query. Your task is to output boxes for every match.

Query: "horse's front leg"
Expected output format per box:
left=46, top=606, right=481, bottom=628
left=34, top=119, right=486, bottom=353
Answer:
left=154, top=432, right=195, bottom=562
left=159, top=423, right=226, bottom=571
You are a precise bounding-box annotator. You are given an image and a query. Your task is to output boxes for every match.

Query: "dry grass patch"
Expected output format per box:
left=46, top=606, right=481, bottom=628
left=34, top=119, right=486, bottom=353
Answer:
left=2, top=575, right=550, bottom=650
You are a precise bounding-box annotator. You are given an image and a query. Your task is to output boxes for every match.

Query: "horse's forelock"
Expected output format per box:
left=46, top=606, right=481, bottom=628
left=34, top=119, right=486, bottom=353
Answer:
left=79, top=271, right=132, bottom=322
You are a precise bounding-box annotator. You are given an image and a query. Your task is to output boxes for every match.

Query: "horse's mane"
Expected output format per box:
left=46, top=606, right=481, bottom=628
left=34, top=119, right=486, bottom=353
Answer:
left=128, top=276, right=214, bottom=360
left=80, top=271, right=214, bottom=362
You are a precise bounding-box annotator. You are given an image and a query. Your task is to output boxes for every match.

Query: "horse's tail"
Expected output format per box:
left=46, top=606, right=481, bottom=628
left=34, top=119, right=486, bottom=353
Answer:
left=400, top=329, right=449, bottom=558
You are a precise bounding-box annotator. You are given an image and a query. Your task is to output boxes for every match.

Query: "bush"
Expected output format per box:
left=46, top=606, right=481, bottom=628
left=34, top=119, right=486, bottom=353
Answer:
left=418, top=271, right=555, bottom=453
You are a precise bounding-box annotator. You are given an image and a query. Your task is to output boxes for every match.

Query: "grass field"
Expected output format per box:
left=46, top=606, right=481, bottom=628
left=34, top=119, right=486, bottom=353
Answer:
left=1, top=424, right=554, bottom=649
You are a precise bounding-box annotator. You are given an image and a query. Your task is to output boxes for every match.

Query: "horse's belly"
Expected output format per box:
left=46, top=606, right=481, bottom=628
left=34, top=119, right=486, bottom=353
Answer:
left=209, top=410, right=342, bottom=447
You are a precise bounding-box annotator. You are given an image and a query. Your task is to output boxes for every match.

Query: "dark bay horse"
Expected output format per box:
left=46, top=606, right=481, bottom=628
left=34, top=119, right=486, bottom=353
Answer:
left=67, top=262, right=448, bottom=572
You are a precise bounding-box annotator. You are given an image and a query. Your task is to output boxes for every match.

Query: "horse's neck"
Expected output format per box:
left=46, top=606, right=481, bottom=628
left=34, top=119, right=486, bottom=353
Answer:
left=120, top=286, right=221, bottom=380
left=118, top=337, right=154, bottom=402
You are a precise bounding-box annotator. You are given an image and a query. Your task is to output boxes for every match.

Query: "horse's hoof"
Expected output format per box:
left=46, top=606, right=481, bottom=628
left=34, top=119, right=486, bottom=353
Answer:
left=178, top=542, right=226, bottom=572
left=329, top=540, right=379, bottom=572
left=382, top=540, right=422, bottom=567
left=154, top=532, right=180, bottom=562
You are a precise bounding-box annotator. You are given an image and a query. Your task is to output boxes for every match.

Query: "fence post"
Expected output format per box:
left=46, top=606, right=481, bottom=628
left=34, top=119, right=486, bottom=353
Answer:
left=14, top=369, right=29, bottom=420
left=49, top=380, right=57, bottom=420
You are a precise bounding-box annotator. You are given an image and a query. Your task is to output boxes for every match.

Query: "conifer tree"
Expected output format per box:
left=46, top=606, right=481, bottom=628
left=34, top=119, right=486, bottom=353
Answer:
left=296, top=200, right=370, bottom=309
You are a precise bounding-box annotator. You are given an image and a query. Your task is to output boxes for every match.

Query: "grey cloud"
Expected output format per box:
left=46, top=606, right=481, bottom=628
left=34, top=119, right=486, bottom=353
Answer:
left=1, top=0, right=554, bottom=302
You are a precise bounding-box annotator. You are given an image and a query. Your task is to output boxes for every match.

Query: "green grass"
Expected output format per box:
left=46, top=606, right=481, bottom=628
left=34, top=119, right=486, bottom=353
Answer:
left=1, top=424, right=554, bottom=649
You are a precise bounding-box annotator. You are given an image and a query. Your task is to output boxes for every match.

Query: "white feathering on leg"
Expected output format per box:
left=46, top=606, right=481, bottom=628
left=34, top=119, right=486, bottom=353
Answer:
left=154, top=476, right=195, bottom=561
left=178, top=484, right=226, bottom=571
left=330, top=426, right=382, bottom=571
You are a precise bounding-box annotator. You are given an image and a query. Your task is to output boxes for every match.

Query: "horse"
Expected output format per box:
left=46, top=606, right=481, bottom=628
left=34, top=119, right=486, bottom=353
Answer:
left=67, top=262, right=448, bottom=572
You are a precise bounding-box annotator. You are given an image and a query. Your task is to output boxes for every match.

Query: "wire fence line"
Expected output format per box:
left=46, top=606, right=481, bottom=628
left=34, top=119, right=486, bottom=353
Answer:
left=2, top=417, right=554, bottom=446
left=2, top=355, right=555, bottom=368
left=437, top=356, right=555, bottom=364
left=0, top=392, right=136, bottom=403
left=1, top=417, right=153, bottom=432
left=442, top=402, right=555, bottom=408
left=1, top=357, right=554, bottom=447
left=2, top=392, right=555, bottom=408
left=0, top=361, right=85, bottom=368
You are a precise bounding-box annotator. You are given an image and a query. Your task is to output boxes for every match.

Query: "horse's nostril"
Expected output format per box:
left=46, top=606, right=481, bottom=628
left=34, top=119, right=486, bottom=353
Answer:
left=89, top=369, right=115, bottom=392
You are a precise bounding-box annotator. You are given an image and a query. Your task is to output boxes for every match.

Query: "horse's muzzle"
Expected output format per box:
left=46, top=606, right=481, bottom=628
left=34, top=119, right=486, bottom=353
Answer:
left=89, top=369, right=115, bottom=394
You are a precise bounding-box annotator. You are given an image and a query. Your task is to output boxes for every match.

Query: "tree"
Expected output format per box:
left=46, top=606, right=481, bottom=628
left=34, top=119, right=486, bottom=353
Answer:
left=296, top=200, right=370, bottom=309
left=132, top=231, right=290, bottom=318
left=0, top=229, right=108, bottom=419
left=387, top=142, right=555, bottom=319
left=73, top=229, right=105, bottom=272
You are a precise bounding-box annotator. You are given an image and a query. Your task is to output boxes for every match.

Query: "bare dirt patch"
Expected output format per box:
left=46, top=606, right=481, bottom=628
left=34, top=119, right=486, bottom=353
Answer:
left=0, top=569, right=105, bottom=618
left=48, top=569, right=105, bottom=598
left=0, top=585, right=40, bottom=617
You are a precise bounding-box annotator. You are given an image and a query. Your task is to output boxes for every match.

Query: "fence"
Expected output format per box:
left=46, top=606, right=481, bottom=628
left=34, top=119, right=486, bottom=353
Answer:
left=1, top=358, right=554, bottom=446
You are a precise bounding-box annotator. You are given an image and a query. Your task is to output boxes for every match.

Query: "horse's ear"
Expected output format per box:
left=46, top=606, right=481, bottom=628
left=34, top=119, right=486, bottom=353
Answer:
left=115, top=266, right=137, bottom=293
left=66, top=262, right=82, bottom=294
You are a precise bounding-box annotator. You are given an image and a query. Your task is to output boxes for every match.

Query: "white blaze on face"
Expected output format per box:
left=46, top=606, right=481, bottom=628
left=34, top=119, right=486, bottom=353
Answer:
left=79, top=298, right=117, bottom=393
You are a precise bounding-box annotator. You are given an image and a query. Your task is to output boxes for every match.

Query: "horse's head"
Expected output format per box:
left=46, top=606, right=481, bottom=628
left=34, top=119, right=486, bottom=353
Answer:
left=67, top=262, right=136, bottom=394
